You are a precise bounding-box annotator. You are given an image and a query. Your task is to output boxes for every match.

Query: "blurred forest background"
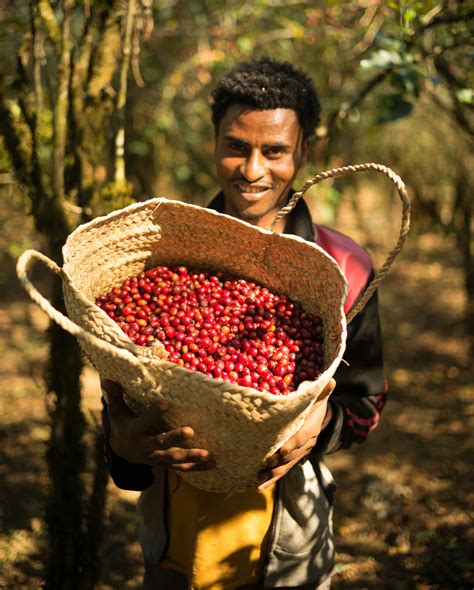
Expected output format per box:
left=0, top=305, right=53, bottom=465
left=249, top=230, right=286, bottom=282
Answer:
left=0, top=0, right=472, bottom=589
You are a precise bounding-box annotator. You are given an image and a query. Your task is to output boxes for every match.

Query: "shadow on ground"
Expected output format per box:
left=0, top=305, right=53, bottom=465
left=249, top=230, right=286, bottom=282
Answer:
left=1, top=229, right=472, bottom=589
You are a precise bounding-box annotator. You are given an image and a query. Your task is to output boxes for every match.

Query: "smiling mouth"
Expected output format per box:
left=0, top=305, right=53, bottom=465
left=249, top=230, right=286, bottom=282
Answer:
left=234, top=183, right=272, bottom=195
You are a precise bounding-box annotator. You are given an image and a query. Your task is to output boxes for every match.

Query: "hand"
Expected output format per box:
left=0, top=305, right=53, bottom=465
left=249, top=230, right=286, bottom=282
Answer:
left=101, top=379, right=214, bottom=472
left=257, top=378, right=336, bottom=490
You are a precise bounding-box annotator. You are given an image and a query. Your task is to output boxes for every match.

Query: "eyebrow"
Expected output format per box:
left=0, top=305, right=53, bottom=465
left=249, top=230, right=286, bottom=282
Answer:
left=224, top=135, right=291, bottom=150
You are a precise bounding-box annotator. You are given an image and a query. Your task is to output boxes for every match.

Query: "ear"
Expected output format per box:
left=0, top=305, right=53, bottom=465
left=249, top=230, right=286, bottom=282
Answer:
left=295, top=135, right=313, bottom=171
left=301, top=136, right=313, bottom=165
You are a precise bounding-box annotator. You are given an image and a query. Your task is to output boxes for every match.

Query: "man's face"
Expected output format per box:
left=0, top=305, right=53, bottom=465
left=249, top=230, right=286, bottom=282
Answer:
left=214, top=105, right=308, bottom=230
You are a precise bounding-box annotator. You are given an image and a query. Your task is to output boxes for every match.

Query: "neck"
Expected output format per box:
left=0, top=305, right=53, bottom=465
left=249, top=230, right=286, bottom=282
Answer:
left=223, top=203, right=287, bottom=234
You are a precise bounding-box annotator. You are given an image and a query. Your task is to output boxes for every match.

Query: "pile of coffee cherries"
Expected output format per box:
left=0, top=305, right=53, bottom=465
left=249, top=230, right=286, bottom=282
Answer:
left=96, top=265, right=324, bottom=395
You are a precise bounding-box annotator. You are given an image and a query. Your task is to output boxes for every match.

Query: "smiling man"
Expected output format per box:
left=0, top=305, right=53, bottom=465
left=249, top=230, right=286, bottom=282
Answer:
left=215, top=106, right=307, bottom=231
left=102, top=59, right=387, bottom=590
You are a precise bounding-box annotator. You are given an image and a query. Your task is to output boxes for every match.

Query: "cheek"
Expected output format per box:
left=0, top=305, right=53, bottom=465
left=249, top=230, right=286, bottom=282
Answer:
left=271, top=160, right=297, bottom=183
left=216, top=157, right=238, bottom=181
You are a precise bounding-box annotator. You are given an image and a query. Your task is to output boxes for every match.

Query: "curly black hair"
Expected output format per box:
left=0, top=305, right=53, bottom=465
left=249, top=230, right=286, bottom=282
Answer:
left=210, top=58, right=321, bottom=140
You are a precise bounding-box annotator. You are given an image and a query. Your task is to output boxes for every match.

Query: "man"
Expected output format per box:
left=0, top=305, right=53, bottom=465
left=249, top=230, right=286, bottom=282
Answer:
left=102, top=58, right=387, bottom=589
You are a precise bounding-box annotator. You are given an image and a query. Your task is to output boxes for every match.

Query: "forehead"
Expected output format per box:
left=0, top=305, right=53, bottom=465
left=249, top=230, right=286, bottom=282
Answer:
left=218, top=105, right=302, bottom=143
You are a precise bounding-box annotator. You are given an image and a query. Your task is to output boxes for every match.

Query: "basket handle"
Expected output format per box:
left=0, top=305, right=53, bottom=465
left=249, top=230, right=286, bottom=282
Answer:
left=270, top=163, right=410, bottom=324
left=16, top=249, right=158, bottom=390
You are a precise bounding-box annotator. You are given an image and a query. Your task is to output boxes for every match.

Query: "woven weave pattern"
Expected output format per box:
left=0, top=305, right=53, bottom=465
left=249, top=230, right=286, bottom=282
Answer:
left=59, top=199, right=348, bottom=492
left=14, top=199, right=344, bottom=492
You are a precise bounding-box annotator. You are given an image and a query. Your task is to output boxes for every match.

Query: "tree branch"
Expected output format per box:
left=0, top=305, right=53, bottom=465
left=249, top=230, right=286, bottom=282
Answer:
left=31, top=3, right=45, bottom=115
left=424, top=9, right=474, bottom=29
left=0, top=96, right=69, bottom=237
left=30, top=2, right=48, bottom=196
left=37, top=0, right=61, bottom=48
left=114, top=0, right=136, bottom=183
left=0, top=98, right=33, bottom=190
left=14, top=55, right=49, bottom=200
left=87, top=0, right=124, bottom=99
left=434, top=55, right=474, bottom=136
left=52, top=0, right=73, bottom=205
left=323, top=65, right=394, bottom=139
left=71, top=1, right=102, bottom=115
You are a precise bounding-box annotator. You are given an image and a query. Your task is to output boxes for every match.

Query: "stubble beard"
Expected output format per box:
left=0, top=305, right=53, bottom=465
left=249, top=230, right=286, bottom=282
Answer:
left=231, top=190, right=290, bottom=224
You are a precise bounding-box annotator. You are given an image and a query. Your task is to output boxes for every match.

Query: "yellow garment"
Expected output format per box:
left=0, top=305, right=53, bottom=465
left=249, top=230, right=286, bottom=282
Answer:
left=160, top=469, right=275, bottom=590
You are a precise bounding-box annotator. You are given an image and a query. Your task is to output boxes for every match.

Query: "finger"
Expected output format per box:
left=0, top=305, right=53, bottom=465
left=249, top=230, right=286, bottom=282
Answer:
left=258, top=459, right=293, bottom=486
left=151, top=427, right=195, bottom=450
left=280, top=399, right=330, bottom=456
left=264, top=453, right=281, bottom=469
left=280, top=432, right=317, bottom=457
left=257, top=467, right=273, bottom=483
left=150, top=447, right=212, bottom=465
left=264, top=446, right=300, bottom=469
left=323, top=377, right=336, bottom=397
left=257, top=456, right=300, bottom=490
left=258, top=443, right=313, bottom=487
left=170, top=461, right=216, bottom=472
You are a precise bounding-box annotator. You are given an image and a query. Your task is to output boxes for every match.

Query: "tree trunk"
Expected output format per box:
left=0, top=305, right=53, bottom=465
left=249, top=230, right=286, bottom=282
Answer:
left=45, top=272, right=86, bottom=590
left=454, top=173, right=474, bottom=361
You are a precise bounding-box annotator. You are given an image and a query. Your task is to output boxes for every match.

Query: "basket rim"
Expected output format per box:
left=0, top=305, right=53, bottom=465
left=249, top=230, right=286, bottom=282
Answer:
left=62, top=196, right=348, bottom=403
left=64, top=196, right=349, bottom=292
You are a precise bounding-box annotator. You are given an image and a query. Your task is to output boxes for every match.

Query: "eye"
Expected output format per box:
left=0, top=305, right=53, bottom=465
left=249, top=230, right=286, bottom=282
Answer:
left=264, top=146, right=286, bottom=158
left=227, top=141, right=247, bottom=154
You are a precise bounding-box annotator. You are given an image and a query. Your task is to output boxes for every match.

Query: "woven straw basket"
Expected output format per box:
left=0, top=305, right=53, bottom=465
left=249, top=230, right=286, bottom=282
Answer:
left=17, top=163, right=410, bottom=493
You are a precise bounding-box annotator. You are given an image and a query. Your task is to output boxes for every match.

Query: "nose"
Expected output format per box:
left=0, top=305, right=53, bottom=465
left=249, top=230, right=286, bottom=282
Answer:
left=241, top=148, right=266, bottom=182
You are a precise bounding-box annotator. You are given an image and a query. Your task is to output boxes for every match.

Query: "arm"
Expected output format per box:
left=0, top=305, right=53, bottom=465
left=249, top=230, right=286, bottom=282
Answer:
left=312, top=283, right=387, bottom=455
left=257, top=378, right=336, bottom=489
left=101, top=380, right=214, bottom=491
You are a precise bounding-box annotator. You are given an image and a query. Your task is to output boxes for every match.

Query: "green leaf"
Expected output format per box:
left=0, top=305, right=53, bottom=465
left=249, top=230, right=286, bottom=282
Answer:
left=389, top=67, right=421, bottom=97
left=237, top=36, right=253, bottom=54
left=127, top=140, right=150, bottom=156
left=375, top=32, right=406, bottom=53
left=377, top=94, right=414, bottom=123
left=176, top=164, right=191, bottom=181
left=403, top=7, right=417, bottom=24
left=456, top=89, right=474, bottom=105
left=360, top=49, right=403, bottom=70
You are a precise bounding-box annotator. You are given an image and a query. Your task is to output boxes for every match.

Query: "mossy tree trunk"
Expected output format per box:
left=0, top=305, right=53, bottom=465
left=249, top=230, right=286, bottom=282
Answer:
left=0, top=1, right=142, bottom=587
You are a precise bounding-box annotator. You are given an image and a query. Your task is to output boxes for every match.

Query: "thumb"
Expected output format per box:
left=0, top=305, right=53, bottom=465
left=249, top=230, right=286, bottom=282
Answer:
left=323, top=377, right=336, bottom=398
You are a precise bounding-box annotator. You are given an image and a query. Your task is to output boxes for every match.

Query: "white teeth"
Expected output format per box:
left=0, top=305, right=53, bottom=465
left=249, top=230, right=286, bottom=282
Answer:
left=236, top=184, right=269, bottom=193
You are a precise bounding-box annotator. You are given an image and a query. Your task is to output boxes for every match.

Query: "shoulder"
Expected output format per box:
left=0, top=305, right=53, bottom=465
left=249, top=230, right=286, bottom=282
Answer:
left=315, top=224, right=373, bottom=313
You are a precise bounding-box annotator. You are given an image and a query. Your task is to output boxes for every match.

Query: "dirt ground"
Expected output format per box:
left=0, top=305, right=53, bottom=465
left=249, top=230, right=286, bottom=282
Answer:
left=0, top=195, right=473, bottom=589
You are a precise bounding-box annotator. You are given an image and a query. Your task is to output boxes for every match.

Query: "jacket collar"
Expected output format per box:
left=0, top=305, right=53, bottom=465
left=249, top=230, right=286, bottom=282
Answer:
left=206, top=190, right=316, bottom=243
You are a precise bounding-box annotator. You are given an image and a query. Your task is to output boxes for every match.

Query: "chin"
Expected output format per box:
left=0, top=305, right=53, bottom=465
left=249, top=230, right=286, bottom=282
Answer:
left=237, top=209, right=264, bottom=222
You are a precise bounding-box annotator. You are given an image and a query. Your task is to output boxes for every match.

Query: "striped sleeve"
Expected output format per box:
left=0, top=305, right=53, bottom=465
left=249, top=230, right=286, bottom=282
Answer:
left=313, top=273, right=388, bottom=454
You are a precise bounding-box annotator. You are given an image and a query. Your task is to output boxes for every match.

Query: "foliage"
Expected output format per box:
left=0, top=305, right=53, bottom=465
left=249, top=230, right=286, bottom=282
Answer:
left=0, top=1, right=472, bottom=588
